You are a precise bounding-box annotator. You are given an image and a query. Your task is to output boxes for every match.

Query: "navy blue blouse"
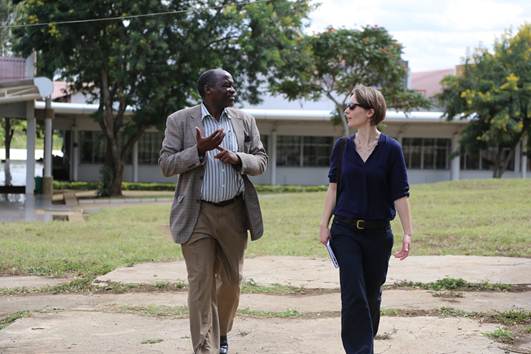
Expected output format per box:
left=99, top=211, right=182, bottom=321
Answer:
left=328, top=134, right=410, bottom=221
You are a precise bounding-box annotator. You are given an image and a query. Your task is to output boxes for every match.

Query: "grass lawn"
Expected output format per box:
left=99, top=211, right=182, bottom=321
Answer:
left=0, top=179, right=529, bottom=278
left=1, top=127, right=63, bottom=151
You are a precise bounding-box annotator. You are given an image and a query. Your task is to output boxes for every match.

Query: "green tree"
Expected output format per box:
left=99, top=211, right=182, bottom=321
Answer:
left=270, top=26, right=429, bottom=135
left=13, top=0, right=311, bottom=196
left=0, top=0, right=12, bottom=55
left=1, top=0, right=18, bottom=186
left=438, top=24, right=530, bottom=178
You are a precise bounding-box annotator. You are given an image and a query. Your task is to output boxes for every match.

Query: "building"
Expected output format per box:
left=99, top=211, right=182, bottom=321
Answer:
left=1, top=57, right=529, bottom=196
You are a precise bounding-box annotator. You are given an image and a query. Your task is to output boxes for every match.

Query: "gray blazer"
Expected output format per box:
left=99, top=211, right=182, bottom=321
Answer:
left=159, top=104, right=268, bottom=244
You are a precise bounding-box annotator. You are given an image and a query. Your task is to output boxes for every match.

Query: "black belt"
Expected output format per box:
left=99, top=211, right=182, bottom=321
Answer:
left=201, top=194, right=242, bottom=207
left=334, top=215, right=390, bottom=231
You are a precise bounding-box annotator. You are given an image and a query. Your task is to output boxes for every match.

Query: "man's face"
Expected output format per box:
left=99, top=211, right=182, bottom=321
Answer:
left=207, top=71, right=237, bottom=109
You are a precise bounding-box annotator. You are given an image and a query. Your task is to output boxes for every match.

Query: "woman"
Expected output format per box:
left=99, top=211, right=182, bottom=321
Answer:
left=319, top=85, right=413, bottom=354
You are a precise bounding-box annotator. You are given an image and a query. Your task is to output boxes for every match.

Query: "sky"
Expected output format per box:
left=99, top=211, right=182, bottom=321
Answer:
left=307, top=0, right=530, bottom=72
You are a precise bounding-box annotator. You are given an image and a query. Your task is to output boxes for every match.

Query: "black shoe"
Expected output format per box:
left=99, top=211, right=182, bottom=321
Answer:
left=219, top=343, right=229, bottom=354
left=220, top=335, right=228, bottom=354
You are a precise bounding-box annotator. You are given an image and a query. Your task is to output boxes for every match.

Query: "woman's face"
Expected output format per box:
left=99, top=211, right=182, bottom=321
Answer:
left=344, top=96, right=372, bottom=129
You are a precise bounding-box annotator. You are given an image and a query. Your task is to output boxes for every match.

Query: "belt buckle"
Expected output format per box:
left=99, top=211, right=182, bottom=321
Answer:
left=356, top=219, right=365, bottom=230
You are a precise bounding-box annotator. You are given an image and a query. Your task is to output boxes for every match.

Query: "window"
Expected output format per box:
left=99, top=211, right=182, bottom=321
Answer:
left=303, top=137, right=334, bottom=167
left=277, top=136, right=301, bottom=166
left=276, top=136, right=334, bottom=167
left=480, top=147, right=514, bottom=171
left=461, top=147, right=515, bottom=170
left=403, top=138, right=451, bottom=170
left=402, top=138, right=422, bottom=169
left=460, top=149, right=480, bottom=170
left=435, top=139, right=450, bottom=169
left=80, top=131, right=105, bottom=164
left=138, top=132, right=164, bottom=164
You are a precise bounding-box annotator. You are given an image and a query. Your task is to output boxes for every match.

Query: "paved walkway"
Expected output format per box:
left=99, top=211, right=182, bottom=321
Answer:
left=2, top=290, right=530, bottom=319
left=3, top=256, right=530, bottom=292
left=1, top=256, right=530, bottom=353
left=0, top=313, right=504, bottom=354
left=94, top=255, right=531, bottom=288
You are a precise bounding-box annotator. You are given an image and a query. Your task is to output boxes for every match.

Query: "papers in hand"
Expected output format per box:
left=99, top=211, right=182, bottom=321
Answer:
left=326, top=240, right=339, bottom=268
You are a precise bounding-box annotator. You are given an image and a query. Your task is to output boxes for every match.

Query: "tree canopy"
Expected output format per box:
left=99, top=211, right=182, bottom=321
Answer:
left=438, top=24, right=530, bottom=177
left=13, top=0, right=312, bottom=195
left=270, top=26, right=430, bottom=135
left=0, top=0, right=12, bottom=55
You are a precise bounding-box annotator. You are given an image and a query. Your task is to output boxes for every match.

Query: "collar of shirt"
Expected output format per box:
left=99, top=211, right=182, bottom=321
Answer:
left=200, top=103, right=232, bottom=121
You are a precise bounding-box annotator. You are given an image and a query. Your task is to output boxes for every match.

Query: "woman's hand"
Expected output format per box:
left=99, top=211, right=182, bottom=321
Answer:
left=319, top=225, right=331, bottom=245
left=394, top=234, right=411, bottom=260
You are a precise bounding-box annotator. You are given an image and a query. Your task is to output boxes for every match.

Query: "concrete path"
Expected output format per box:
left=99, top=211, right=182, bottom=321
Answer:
left=2, top=255, right=529, bottom=292
left=1, top=256, right=530, bottom=353
left=0, top=276, right=70, bottom=290
left=2, top=290, right=530, bottom=318
left=0, top=311, right=504, bottom=354
left=95, top=256, right=531, bottom=288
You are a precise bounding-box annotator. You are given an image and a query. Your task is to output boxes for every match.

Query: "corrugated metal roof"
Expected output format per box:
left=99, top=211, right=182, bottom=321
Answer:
left=0, top=57, right=27, bottom=82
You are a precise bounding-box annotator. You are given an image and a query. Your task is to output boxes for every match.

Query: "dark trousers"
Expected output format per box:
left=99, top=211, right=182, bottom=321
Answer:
left=330, top=218, right=394, bottom=354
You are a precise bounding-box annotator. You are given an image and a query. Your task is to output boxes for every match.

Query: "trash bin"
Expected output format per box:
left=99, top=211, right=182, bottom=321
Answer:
left=34, top=176, right=43, bottom=194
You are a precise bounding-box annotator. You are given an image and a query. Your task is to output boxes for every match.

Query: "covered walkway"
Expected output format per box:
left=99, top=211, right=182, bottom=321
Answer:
left=0, top=55, right=53, bottom=197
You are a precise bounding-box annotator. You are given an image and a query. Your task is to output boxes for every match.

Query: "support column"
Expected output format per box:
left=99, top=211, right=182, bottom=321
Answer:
left=270, top=130, right=277, bottom=185
left=450, top=133, right=460, bottom=181
left=514, top=141, right=521, bottom=173
left=25, top=101, right=36, bottom=195
left=72, top=125, right=79, bottom=181
left=522, top=136, right=528, bottom=179
left=132, top=141, right=139, bottom=183
left=42, top=98, right=53, bottom=196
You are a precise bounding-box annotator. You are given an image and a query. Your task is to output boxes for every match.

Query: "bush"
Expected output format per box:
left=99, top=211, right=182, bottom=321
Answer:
left=53, top=181, right=328, bottom=193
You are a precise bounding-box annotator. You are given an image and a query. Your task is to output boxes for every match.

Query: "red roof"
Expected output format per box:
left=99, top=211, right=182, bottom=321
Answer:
left=411, top=68, right=455, bottom=98
left=52, top=81, right=71, bottom=100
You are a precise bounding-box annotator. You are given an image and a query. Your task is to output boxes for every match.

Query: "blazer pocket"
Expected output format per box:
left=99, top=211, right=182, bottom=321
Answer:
left=177, top=194, right=185, bottom=203
left=243, top=134, right=251, bottom=153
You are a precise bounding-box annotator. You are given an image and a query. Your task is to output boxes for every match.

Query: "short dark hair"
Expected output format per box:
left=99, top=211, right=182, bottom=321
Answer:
left=351, top=85, right=387, bottom=125
left=197, top=68, right=223, bottom=98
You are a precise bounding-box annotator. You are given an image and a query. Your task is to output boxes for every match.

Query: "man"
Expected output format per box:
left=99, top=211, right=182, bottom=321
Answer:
left=159, top=68, right=268, bottom=354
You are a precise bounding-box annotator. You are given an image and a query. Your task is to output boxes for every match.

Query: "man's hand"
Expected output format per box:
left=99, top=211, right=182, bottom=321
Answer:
left=214, top=146, right=241, bottom=165
left=196, top=127, right=225, bottom=154
left=394, top=234, right=411, bottom=260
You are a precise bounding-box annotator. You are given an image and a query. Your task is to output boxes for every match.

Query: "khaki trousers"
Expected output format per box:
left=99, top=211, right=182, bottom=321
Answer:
left=182, top=198, right=247, bottom=354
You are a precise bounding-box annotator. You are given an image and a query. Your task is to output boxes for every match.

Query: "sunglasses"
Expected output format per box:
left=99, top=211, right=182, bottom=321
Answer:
left=345, top=102, right=370, bottom=111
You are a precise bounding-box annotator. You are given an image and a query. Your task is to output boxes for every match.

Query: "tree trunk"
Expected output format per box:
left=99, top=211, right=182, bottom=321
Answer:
left=98, top=68, right=125, bottom=197
left=491, top=140, right=521, bottom=179
left=99, top=135, right=124, bottom=197
left=4, top=160, right=12, bottom=186
left=3, top=118, right=14, bottom=186
left=491, top=148, right=503, bottom=178
left=336, top=104, right=349, bottom=137
left=3, top=117, right=13, bottom=159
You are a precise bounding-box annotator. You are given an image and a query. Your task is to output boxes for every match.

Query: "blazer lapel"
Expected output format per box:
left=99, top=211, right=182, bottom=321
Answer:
left=189, top=105, right=204, bottom=140
left=229, top=112, right=245, bottom=152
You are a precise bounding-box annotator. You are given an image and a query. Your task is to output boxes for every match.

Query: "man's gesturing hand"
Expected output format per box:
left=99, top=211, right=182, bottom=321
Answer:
left=215, top=146, right=241, bottom=166
left=196, top=127, right=225, bottom=155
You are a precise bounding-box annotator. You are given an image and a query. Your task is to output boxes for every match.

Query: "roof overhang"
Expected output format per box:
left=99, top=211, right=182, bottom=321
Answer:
left=32, top=101, right=468, bottom=125
left=34, top=101, right=135, bottom=115
left=0, top=77, right=53, bottom=104
left=246, top=108, right=468, bottom=124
